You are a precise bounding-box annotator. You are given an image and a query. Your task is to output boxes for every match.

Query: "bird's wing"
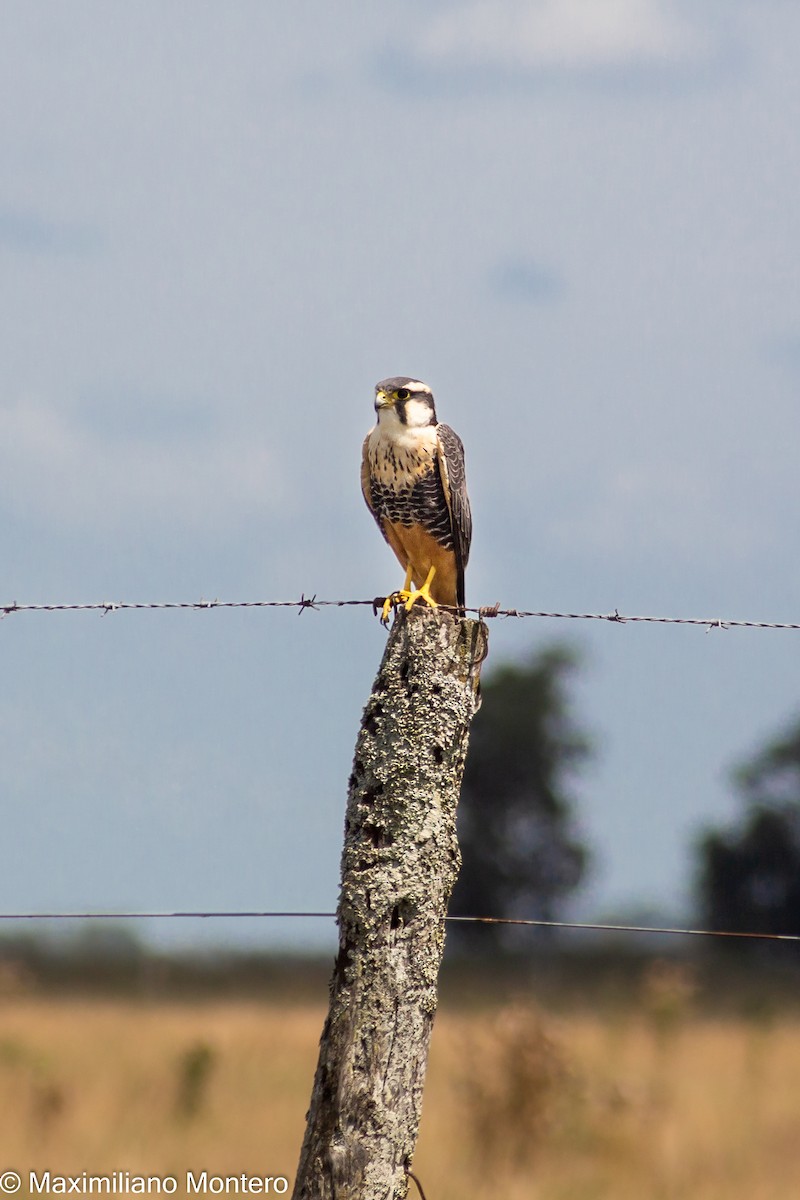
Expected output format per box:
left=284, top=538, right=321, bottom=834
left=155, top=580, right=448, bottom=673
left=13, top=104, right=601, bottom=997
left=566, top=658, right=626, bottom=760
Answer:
left=436, top=423, right=472, bottom=609
left=360, top=433, right=375, bottom=514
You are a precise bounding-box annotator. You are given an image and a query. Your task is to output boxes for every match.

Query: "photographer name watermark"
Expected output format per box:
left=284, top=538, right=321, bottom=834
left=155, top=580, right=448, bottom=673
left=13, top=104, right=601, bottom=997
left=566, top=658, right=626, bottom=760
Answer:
left=0, top=1171, right=290, bottom=1195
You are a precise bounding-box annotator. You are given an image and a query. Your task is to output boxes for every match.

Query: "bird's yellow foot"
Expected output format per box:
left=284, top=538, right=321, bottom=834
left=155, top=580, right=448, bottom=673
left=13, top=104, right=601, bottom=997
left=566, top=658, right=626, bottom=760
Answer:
left=379, top=566, right=438, bottom=623
left=404, top=565, right=438, bottom=612
left=380, top=591, right=403, bottom=625
left=380, top=566, right=414, bottom=624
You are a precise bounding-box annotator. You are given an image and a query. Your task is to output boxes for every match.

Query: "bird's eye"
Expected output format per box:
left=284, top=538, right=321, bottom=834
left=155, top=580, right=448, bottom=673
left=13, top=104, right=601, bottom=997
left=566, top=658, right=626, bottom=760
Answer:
left=395, top=388, right=410, bottom=401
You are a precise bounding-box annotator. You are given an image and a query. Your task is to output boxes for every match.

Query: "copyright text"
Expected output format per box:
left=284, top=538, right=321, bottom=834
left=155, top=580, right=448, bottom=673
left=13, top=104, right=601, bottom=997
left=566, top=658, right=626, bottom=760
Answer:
left=15, top=1172, right=291, bottom=1195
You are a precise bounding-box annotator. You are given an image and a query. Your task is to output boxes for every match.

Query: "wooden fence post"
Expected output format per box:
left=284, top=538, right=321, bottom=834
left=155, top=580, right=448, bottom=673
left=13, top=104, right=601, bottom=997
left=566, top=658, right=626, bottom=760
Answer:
left=292, top=606, right=488, bottom=1200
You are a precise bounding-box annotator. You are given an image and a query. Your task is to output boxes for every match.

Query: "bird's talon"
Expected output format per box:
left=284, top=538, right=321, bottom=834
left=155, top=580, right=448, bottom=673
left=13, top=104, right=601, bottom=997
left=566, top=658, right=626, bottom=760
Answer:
left=380, top=592, right=402, bottom=625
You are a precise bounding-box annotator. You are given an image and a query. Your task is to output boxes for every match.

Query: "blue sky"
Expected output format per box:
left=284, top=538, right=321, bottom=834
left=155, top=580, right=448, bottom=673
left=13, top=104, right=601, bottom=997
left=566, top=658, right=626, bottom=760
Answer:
left=1, top=1, right=799, bottom=949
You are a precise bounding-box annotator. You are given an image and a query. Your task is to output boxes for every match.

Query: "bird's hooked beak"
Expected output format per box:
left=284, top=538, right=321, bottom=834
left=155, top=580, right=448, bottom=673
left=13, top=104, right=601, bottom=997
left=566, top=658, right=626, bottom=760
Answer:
left=374, top=388, right=395, bottom=411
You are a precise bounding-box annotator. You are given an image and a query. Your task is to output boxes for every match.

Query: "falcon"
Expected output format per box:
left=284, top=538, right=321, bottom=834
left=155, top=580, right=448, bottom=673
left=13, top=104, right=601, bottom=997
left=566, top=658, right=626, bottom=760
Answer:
left=361, top=376, right=472, bottom=624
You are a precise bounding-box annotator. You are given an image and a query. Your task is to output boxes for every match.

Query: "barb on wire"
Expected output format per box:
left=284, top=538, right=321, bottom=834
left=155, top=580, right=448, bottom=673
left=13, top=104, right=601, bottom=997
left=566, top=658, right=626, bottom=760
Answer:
left=2, top=595, right=800, bottom=632
left=0, top=908, right=797, bottom=944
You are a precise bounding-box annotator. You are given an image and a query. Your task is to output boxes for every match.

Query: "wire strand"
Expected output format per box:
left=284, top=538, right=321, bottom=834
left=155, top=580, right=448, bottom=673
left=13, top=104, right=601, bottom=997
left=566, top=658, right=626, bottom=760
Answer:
left=2, top=595, right=800, bottom=631
left=0, top=909, right=796, bottom=943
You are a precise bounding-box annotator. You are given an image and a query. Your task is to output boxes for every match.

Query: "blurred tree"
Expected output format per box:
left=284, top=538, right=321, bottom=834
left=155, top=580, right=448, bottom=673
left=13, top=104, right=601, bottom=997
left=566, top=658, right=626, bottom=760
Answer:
left=449, top=644, right=591, bottom=945
left=696, top=719, right=800, bottom=942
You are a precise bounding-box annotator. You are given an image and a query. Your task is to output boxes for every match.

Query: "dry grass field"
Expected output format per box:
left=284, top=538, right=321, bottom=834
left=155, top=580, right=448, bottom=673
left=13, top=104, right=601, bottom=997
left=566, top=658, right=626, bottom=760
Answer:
left=0, top=963, right=798, bottom=1199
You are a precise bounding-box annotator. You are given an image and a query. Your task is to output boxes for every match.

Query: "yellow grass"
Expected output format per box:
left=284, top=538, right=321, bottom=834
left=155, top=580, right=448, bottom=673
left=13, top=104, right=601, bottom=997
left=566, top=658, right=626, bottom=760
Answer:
left=0, top=991, right=798, bottom=1198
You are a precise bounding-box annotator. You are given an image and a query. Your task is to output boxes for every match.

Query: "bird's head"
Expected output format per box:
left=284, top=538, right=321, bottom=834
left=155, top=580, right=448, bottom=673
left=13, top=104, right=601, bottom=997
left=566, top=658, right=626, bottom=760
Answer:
left=374, top=377, right=437, bottom=428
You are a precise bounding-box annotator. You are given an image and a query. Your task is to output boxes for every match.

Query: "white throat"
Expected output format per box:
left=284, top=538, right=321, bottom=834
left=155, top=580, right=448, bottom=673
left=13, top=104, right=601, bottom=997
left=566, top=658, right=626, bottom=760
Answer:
left=372, top=402, right=438, bottom=453
left=377, top=398, right=433, bottom=432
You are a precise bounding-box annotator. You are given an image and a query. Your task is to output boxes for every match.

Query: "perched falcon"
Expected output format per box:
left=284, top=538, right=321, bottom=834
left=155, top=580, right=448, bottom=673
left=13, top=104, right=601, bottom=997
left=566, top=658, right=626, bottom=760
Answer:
left=361, top=376, right=472, bottom=623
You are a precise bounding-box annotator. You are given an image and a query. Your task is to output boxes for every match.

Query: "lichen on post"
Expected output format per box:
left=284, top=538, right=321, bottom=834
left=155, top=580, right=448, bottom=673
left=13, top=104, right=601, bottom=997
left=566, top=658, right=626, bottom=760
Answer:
left=292, top=606, right=488, bottom=1200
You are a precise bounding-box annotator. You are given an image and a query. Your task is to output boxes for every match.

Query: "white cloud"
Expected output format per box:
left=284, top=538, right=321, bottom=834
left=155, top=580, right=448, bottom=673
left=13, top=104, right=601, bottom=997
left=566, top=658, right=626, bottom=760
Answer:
left=411, top=0, right=717, bottom=75
left=0, top=395, right=282, bottom=531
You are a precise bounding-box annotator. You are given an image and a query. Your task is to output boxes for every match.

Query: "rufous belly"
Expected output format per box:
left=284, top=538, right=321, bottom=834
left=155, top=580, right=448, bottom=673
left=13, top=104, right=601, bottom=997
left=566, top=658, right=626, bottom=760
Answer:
left=382, top=521, right=458, bottom=607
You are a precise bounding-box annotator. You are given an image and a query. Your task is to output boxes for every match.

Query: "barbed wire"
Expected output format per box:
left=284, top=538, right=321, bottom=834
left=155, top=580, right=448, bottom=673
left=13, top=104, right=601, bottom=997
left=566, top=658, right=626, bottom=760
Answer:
left=2, top=594, right=800, bottom=631
left=0, top=908, right=796, bottom=943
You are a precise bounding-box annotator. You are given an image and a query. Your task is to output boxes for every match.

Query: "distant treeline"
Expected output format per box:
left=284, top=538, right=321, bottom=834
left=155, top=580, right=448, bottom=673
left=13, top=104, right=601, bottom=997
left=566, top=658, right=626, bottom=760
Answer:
left=0, top=925, right=799, bottom=1014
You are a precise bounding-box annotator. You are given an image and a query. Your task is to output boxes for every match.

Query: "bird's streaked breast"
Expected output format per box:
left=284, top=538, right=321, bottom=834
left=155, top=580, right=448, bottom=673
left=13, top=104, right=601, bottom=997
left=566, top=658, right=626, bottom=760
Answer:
left=365, top=425, right=454, bottom=549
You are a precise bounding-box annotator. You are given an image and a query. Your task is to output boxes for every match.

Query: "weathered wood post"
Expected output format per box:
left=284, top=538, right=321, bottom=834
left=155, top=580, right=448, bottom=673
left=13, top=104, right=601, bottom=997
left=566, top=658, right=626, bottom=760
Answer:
left=292, top=606, right=488, bottom=1200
